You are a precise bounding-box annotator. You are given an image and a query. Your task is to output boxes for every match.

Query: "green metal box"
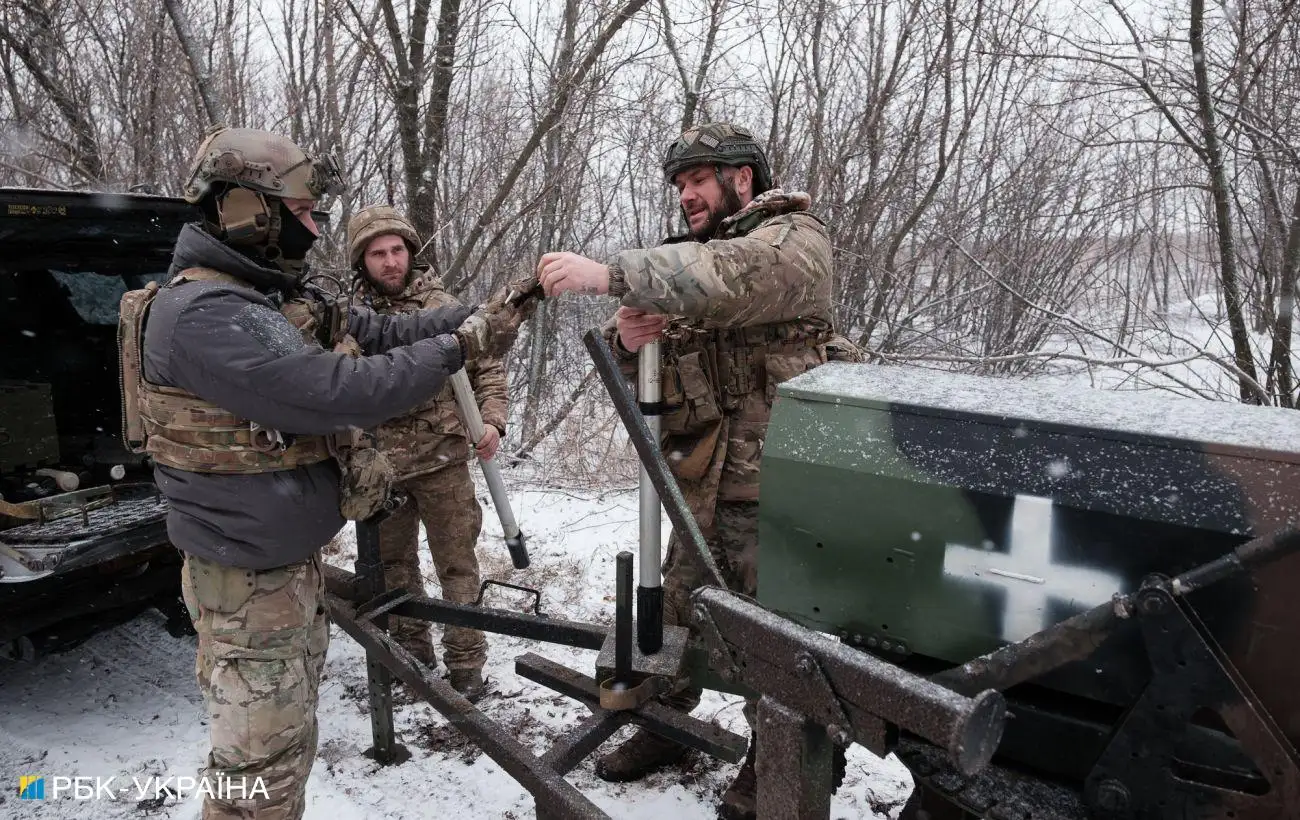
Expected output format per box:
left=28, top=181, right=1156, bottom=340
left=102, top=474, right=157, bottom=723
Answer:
left=758, top=362, right=1300, bottom=771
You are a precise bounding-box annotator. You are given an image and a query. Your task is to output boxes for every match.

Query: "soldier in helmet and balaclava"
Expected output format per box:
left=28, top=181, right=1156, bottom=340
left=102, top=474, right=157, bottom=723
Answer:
left=346, top=205, right=506, bottom=701
left=537, top=122, right=860, bottom=819
left=118, top=127, right=536, bottom=819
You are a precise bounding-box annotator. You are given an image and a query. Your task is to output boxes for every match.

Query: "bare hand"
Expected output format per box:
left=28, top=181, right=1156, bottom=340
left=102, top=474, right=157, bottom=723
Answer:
left=537, top=252, right=609, bottom=297
left=476, top=425, right=501, bottom=461
left=615, top=305, right=668, bottom=352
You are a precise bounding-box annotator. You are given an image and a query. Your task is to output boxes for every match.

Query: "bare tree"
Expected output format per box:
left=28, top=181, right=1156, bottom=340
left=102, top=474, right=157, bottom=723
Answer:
left=0, top=3, right=106, bottom=183
left=162, top=0, right=225, bottom=126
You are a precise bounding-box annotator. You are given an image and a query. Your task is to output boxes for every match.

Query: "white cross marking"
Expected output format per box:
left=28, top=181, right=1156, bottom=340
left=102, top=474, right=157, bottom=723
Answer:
left=942, top=495, right=1125, bottom=642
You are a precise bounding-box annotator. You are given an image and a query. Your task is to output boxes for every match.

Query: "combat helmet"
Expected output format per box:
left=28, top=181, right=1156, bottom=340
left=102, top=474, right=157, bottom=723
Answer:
left=662, top=122, right=773, bottom=194
left=347, top=205, right=420, bottom=270
left=182, top=126, right=345, bottom=275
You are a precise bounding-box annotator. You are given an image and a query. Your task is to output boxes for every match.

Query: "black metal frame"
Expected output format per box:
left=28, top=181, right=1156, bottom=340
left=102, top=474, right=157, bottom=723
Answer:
left=325, top=534, right=746, bottom=819
left=1083, top=582, right=1300, bottom=818
left=319, top=329, right=1010, bottom=818
left=694, top=587, right=1007, bottom=814
left=323, top=330, right=1004, bottom=818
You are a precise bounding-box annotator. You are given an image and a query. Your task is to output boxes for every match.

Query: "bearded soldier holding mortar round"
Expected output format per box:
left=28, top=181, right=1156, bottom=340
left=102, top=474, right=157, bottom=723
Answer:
left=538, top=122, right=861, bottom=820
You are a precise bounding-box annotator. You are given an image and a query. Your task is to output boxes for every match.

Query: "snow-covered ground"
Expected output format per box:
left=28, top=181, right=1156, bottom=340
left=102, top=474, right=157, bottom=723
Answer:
left=0, top=482, right=914, bottom=820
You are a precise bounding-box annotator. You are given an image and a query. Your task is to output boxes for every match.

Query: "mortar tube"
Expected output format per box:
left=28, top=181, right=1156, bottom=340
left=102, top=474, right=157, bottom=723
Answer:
left=615, top=551, right=634, bottom=682
left=637, top=340, right=664, bottom=654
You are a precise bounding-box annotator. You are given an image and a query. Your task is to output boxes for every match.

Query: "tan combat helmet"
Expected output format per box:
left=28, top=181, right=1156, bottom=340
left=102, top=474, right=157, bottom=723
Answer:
left=181, top=126, right=345, bottom=275
left=662, top=122, right=773, bottom=194
left=182, top=126, right=344, bottom=204
left=347, top=205, right=420, bottom=269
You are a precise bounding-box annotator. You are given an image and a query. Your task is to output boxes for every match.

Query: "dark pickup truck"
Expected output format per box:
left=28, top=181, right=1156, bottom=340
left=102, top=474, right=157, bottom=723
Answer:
left=0, top=188, right=197, bottom=657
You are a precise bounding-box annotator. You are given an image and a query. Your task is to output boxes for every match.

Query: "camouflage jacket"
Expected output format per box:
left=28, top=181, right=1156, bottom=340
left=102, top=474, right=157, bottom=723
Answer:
left=353, top=266, right=509, bottom=480
left=603, top=190, right=853, bottom=520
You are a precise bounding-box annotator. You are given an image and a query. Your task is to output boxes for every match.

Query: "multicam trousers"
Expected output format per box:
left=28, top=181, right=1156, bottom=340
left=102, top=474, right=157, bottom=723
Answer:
left=660, top=499, right=759, bottom=717
left=180, top=552, right=329, bottom=820
left=378, top=464, right=488, bottom=671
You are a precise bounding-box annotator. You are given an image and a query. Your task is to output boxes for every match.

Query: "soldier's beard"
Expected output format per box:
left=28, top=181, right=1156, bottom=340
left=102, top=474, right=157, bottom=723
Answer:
left=687, top=181, right=745, bottom=240
left=364, top=262, right=415, bottom=297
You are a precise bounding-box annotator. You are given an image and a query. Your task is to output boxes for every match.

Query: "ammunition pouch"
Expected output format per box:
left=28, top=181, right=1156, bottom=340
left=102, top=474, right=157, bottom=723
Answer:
left=660, top=319, right=831, bottom=437
left=717, top=342, right=760, bottom=412
left=662, top=349, right=723, bottom=436
left=335, top=445, right=394, bottom=521
left=665, top=421, right=723, bottom=481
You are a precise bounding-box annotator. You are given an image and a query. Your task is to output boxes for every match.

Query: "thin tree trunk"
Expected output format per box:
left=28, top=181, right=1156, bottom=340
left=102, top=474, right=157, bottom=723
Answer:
left=417, top=0, right=462, bottom=272
left=1190, top=0, right=1261, bottom=403
left=521, top=0, right=580, bottom=443
left=443, top=0, right=650, bottom=293
left=162, top=0, right=224, bottom=126
left=379, top=0, right=431, bottom=249
left=1267, top=186, right=1300, bottom=407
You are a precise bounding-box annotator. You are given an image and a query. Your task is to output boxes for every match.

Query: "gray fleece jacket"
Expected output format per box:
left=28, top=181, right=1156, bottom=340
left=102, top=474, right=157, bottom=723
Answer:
left=143, top=224, right=470, bottom=568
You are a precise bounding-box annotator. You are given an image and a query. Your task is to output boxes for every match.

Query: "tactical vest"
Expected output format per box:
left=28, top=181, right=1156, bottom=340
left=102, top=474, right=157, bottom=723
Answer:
left=351, top=270, right=478, bottom=481
left=659, top=316, right=833, bottom=437
left=119, top=267, right=393, bottom=520
left=118, top=268, right=332, bottom=473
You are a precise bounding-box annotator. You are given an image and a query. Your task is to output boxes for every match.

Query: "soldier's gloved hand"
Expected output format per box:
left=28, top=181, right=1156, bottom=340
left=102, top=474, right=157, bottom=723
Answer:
left=454, top=276, right=542, bottom=361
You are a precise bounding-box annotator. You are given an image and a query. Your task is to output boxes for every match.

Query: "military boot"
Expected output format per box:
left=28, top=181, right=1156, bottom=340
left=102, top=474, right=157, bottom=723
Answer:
left=594, top=729, right=691, bottom=782
left=448, top=668, right=487, bottom=703
left=389, top=640, right=436, bottom=705
left=718, top=740, right=757, bottom=820
left=392, top=637, right=436, bottom=670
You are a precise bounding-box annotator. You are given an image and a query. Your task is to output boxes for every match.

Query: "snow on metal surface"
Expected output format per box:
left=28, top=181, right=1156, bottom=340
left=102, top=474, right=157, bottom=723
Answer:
left=786, top=363, right=1299, bottom=456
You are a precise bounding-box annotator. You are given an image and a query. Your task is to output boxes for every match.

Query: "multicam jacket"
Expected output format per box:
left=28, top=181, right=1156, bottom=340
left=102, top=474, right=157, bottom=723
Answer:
left=604, top=190, right=857, bottom=525
left=353, top=266, right=509, bottom=480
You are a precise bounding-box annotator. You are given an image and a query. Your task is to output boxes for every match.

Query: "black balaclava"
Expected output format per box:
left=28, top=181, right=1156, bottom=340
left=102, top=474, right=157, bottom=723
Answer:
left=272, top=200, right=318, bottom=271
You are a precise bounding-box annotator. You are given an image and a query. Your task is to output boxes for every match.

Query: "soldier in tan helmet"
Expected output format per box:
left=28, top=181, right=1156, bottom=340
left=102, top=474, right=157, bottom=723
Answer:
left=346, top=205, right=506, bottom=701
left=538, top=122, right=860, bottom=819
left=119, top=127, right=536, bottom=819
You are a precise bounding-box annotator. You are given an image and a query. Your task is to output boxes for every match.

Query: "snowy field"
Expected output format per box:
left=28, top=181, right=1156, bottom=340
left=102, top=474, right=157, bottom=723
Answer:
left=0, top=482, right=914, bottom=820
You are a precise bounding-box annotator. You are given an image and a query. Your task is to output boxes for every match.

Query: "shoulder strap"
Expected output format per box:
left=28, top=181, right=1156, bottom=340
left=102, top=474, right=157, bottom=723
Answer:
left=170, top=266, right=253, bottom=289
left=118, top=280, right=162, bottom=453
